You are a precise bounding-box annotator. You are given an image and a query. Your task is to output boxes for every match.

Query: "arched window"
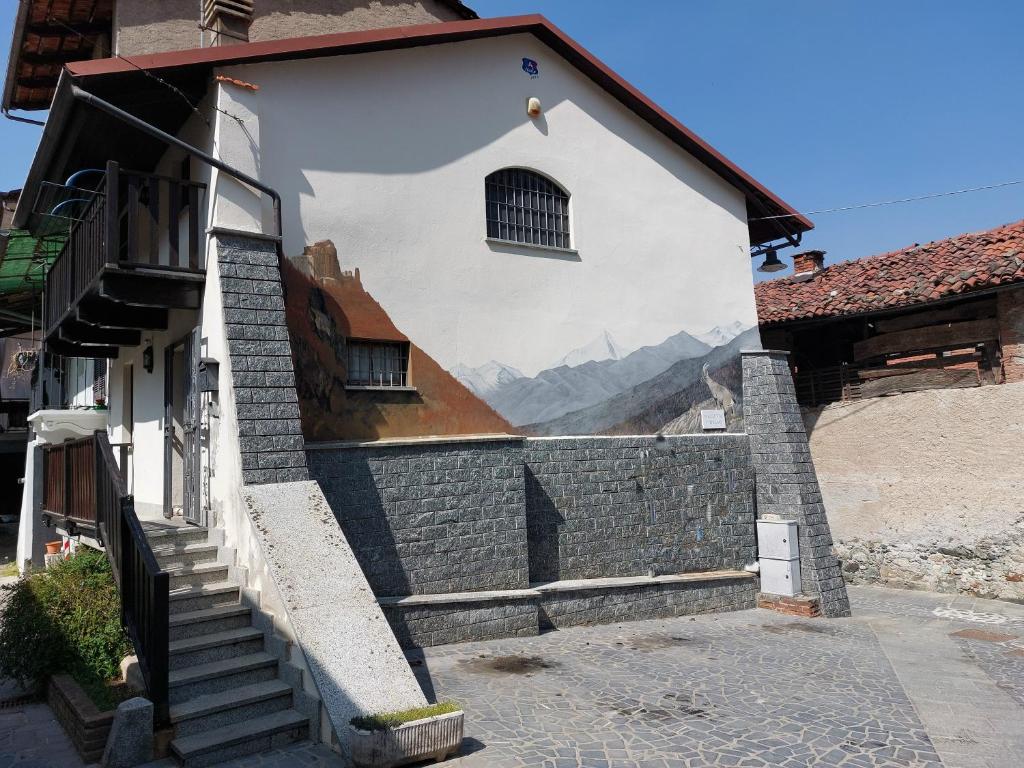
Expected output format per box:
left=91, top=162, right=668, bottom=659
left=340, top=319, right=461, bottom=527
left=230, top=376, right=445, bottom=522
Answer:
left=485, top=168, right=571, bottom=249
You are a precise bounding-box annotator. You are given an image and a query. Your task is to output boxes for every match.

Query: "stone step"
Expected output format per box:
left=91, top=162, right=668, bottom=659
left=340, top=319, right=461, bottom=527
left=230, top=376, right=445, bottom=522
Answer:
left=169, top=605, right=253, bottom=642
left=152, top=543, right=221, bottom=570
left=169, top=709, right=309, bottom=767
left=169, top=679, right=294, bottom=738
left=168, top=653, right=278, bottom=705
left=166, top=563, right=230, bottom=590
left=144, top=525, right=209, bottom=546
left=169, top=583, right=240, bottom=615
left=169, top=627, right=265, bottom=671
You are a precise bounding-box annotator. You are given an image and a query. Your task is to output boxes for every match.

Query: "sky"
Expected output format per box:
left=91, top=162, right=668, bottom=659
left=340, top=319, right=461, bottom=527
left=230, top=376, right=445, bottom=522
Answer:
left=1, top=1, right=1023, bottom=281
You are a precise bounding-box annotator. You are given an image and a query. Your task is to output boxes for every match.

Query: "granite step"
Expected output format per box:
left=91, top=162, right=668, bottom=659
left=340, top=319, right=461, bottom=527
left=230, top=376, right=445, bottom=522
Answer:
left=168, top=627, right=265, bottom=671
left=143, top=525, right=209, bottom=546
left=169, top=605, right=253, bottom=642
left=169, top=709, right=309, bottom=767
left=168, top=653, right=278, bottom=705
left=169, top=679, right=294, bottom=738
left=166, top=563, right=231, bottom=590
left=152, top=544, right=221, bottom=570
left=168, top=583, right=241, bottom=615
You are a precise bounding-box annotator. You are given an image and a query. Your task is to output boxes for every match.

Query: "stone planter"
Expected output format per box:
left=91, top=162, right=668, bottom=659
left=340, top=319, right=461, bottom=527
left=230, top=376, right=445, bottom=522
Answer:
left=48, top=674, right=116, bottom=763
left=349, top=710, right=464, bottom=767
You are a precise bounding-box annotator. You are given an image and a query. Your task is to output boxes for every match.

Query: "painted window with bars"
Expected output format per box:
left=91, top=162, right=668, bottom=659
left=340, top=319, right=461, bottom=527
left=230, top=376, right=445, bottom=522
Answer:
left=346, top=340, right=410, bottom=388
left=485, top=168, right=571, bottom=249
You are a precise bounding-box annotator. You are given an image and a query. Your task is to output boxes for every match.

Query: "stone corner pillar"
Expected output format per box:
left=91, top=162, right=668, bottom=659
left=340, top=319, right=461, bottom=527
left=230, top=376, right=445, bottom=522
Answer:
left=741, top=349, right=851, bottom=618
left=214, top=232, right=309, bottom=486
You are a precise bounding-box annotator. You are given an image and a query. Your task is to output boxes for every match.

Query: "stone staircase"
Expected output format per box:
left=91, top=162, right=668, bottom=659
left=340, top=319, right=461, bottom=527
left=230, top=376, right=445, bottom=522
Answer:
left=145, top=524, right=317, bottom=767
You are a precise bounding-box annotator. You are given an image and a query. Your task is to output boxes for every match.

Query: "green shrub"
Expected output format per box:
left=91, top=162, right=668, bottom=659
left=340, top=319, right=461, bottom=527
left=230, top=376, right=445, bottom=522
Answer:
left=0, top=548, right=132, bottom=709
left=351, top=701, right=461, bottom=731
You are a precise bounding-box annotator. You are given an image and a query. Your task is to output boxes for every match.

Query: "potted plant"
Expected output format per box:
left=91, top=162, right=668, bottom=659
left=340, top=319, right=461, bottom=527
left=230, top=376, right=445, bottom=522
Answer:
left=349, top=702, right=463, bottom=767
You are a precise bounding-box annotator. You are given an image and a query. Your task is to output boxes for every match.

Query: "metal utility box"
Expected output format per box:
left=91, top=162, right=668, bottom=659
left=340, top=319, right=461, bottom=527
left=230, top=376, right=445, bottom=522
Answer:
left=760, top=557, right=802, bottom=597
left=756, top=519, right=799, bottom=560
left=198, top=358, right=220, bottom=393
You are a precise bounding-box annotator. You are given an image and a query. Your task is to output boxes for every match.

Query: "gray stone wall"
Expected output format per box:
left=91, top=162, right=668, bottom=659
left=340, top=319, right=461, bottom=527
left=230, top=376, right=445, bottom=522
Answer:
left=306, top=438, right=529, bottom=595
left=216, top=235, right=308, bottom=485
left=741, top=350, right=850, bottom=617
left=381, top=599, right=539, bottom=649
left=524, top=436, right=757, bottom=583
left=538, top=577, right=757, bottom=630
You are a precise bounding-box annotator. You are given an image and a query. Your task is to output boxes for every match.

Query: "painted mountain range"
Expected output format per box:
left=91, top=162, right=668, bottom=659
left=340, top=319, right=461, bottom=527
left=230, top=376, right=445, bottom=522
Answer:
left=449, top=322, right=754, bottom=436
left=455, top=327, right=716, bottom=427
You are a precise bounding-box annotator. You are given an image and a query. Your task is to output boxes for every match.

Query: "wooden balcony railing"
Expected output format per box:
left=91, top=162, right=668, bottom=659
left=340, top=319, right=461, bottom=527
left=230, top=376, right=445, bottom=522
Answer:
left=44, top=161, right=207, bottom=337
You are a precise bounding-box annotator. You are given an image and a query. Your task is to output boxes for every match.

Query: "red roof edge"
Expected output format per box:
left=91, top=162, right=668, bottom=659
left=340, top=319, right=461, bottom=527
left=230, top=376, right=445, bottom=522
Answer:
left=64, top=14, right=810, bottom=239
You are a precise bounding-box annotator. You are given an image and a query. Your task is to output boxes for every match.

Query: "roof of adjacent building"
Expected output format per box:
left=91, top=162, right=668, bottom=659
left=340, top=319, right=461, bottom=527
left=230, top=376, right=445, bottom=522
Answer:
left=2, top=0, right=478, bottom=112
left=755, top=219, right=1024, bottom=327
left=15, top=14, right=812, bottom=245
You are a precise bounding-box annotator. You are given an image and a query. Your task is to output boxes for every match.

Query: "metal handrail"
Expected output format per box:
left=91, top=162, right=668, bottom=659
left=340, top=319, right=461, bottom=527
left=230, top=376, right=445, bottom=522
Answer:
left=94, top=431, right=169, bottom=725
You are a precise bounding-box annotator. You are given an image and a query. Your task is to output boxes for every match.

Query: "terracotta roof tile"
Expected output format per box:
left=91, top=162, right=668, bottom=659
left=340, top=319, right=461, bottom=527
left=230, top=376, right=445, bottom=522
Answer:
left=755, top=219, right=1024, bottom=326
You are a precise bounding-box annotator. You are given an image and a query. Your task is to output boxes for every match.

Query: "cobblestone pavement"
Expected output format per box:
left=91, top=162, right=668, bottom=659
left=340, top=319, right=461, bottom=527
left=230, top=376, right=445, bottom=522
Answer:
left=4, top=586, right=1024, bottom=767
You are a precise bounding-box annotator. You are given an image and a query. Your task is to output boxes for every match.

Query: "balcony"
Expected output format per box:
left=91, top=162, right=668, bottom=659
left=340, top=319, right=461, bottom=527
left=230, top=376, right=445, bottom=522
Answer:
left=44, top=162, right=207, bottom=358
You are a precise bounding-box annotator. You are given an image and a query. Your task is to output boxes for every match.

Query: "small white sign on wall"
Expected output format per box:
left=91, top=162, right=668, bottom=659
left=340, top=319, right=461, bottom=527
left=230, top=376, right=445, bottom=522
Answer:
left=700, top=409, right=726, bottom=431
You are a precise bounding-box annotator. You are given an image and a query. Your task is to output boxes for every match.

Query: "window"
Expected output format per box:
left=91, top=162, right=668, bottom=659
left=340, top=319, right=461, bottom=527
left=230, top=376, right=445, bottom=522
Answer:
left=485, top=168, right=571, bottom=249
left=346, top=340, right=410, bottom=388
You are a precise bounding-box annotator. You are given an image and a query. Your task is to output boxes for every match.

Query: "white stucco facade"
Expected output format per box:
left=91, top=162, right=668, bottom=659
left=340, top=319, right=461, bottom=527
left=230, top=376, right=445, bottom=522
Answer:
left=211, top=34, right=756, bottom=378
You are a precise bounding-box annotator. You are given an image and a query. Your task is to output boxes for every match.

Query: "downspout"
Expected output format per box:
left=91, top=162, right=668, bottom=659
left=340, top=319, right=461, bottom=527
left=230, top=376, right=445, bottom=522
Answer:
left=68, top=84, right=283, bottom=249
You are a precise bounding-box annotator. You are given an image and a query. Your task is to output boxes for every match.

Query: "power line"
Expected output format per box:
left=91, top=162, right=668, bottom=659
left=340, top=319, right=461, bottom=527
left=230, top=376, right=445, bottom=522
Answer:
left=751, top=179, right=1024, bottom=221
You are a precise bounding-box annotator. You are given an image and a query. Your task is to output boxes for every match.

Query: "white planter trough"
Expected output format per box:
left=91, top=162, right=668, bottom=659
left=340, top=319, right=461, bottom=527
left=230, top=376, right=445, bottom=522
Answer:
left=350, top=710, right=464, bottom=767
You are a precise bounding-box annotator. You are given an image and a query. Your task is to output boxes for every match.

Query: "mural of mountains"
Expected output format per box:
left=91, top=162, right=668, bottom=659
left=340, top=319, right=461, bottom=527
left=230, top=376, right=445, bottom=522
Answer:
left=451, top=360, right=525, bottom=399
left=551, top=330, right=630, bottom=369
left=524, top=327, right=760, bottom=436
left=694, top=320, right=747, bottom=348
left=480, top=328, right=712, bottom=427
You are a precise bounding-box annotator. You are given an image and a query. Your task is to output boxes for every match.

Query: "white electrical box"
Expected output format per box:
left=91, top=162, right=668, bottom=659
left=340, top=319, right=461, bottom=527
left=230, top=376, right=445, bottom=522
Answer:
left=756, top=519, right=799, bottom=560
left=760, top=557, right=802, bottom=597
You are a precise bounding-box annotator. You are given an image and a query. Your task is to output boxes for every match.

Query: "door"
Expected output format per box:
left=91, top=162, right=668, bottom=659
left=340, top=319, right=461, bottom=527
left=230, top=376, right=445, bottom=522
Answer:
left=182, top=328, right=202, bottom=525
left=163, top=330, right=203, bottom=525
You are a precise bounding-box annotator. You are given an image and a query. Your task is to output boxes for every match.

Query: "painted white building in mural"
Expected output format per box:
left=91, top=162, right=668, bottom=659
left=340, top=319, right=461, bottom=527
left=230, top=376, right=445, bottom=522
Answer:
left=4, top=2, right=841, bottom=763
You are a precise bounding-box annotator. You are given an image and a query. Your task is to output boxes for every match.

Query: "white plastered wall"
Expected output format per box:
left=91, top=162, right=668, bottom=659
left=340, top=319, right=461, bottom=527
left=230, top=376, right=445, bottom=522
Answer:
left=213, top=33, right=756, bottom=380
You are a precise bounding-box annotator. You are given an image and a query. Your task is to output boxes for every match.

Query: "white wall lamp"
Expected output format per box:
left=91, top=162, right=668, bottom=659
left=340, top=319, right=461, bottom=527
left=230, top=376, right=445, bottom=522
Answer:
left=526, top=97, right=542, bottom=118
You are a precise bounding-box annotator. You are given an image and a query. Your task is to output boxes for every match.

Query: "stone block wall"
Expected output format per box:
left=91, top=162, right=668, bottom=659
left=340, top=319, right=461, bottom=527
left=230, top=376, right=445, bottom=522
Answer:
left=539, top=577, right=756, bottom=630
left=742, top=350, right=850, bottom=618
left=998, top=288, right=1024, bottom=382
left=524, top=436, right=757, bottom=583
left=216, top=235, right=308, bottom=484
left=307, top=437, right=529, bottom=595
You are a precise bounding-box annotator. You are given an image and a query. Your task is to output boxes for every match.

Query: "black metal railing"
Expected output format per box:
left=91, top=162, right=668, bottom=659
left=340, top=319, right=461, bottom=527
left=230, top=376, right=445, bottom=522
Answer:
left=44, top=161, right=207, bottom=334
left=94, top=431, right=169, bottom=725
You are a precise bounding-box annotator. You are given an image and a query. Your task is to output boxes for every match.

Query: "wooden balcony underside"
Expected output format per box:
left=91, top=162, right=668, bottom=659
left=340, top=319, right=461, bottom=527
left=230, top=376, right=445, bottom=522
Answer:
left=47, top=266, right=204, bottom=358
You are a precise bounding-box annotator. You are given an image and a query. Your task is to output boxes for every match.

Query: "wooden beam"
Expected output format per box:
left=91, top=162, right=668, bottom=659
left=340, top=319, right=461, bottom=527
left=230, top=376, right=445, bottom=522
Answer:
left=859, top=369, right=978, bottom=399
left=99, top=272, right=203, bottom=310
left=873, top=299, right=996, bottom=334
left=59, top=320, right=141, bottom=347
left=853, top=319, right=999, bottom=362
left=46, top=338, right=118, bottom=359
left=77, top=298, right=169, bottom=331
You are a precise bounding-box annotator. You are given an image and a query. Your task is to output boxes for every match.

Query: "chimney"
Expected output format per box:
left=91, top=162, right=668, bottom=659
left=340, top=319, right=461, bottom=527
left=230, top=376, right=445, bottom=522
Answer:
left=204, top=0, right=254, bottom=44
left=792, top=250, right=825, bottom=276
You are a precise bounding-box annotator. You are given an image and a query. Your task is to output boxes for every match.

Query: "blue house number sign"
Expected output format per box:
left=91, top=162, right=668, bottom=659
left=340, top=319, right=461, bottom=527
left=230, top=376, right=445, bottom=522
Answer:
left=522, top=58, right=539, bottom=78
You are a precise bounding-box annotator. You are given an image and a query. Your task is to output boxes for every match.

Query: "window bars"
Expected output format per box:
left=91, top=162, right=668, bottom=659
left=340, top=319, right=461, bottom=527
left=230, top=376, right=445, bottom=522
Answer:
left=346, top=340, right=409, bottom=387
left=485, top=168, right=570, bottom=249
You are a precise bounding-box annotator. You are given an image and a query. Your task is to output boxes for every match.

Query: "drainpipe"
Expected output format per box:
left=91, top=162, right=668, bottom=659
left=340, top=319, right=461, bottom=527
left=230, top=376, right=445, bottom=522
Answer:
left=68, top=85, right=283, bottom=248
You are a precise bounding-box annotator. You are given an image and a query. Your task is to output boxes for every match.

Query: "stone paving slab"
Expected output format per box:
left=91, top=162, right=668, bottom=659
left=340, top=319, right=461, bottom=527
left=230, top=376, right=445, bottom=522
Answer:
left=5, top=586, right=1024, bottom=767
left=0, top=702, right=86, bottom=768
